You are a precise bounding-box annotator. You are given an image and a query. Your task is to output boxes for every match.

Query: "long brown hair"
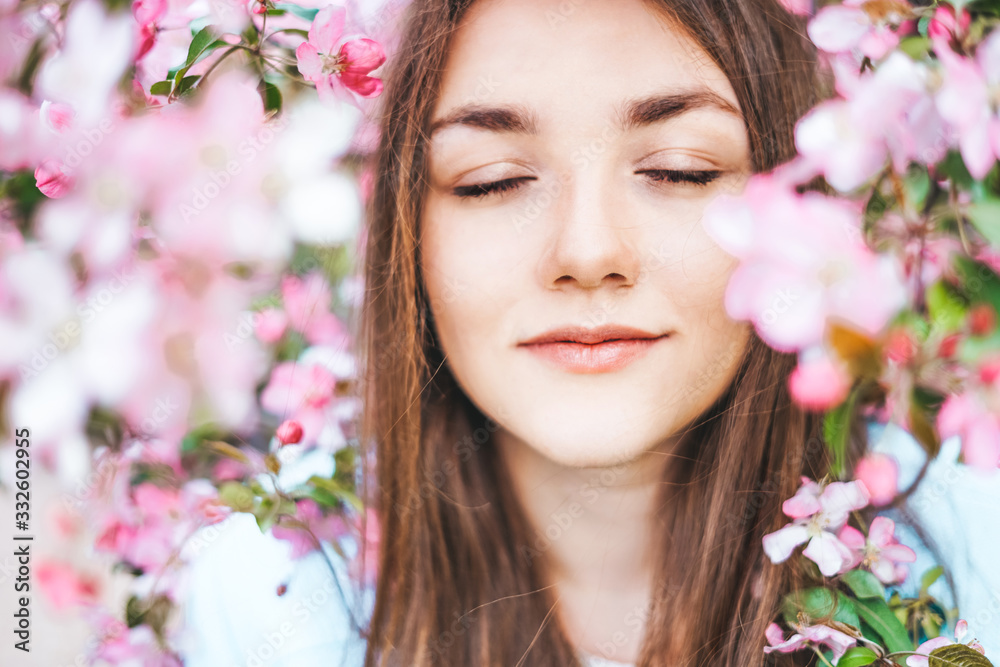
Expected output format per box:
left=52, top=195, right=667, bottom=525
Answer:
left=355, top=0, right=867, bottom=665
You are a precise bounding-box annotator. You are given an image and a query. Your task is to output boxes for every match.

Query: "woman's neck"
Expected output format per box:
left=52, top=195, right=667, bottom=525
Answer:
left=494, top=428, right=676, bottom=665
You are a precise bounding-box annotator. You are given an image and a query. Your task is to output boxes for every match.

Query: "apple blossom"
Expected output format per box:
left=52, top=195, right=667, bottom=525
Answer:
left=763, top=478, right=871, bottom=576
left=838, top=516, right=915, bottom=584
left=764, top=622, right=858, bottom=662
left=295, top=4, right=386, bottom=102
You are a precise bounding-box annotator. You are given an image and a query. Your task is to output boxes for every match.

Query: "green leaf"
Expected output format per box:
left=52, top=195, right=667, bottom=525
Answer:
left=185, top=26, right=219, bottom=69
left=904, top=164, right=932, bottom=210
left=899, top=34, right=931, bottom=60
left=968, top=198, right=1000, bottom=247
left=855, top=597, right=911, bottom=653
left=921, top=565, right=945, bottom=593
left=927, top=280, right=967, bottom=332
left=781, top=588, right=860, bottom=629
left=259, top=80, right=282, bottom=115
left=219, top=481, right=256, bottom=512
left=939, top=150, right=974, bottom=191
left=823, top=390, right=856, bottom=480
left=175, top=74, right=201, bottom=96
left=837, top=646, right=879, bottom=667
left=841, top=570, right=886, bottom=600
left=149, top=80, right=173, bottom=96
left=928, top=644, right=994, bottom=667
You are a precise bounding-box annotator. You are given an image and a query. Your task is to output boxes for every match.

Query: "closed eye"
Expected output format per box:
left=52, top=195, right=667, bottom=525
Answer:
left=452, top=176, right=535, bottom=199
left=636, top=169, right=722, bottom=186
left=451, top=169, right=720, bottom=199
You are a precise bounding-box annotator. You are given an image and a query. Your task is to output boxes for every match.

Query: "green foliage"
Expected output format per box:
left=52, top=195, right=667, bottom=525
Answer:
left=855, top=596, right=912, bottom=653
left=782, top=587, right=860, bottom=629
left=837, top=647, right=880, bottom=667
left=842, top=570, right=887, bottom=601
left=928, top=644, right=995, bottom=667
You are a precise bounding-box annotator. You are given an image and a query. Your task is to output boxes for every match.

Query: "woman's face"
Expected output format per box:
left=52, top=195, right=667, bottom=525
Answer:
left=421, top=0, right=753, bottom=468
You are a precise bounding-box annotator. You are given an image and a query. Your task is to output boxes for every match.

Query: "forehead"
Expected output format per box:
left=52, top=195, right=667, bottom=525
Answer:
left=433, top=0, right=742, bottom=124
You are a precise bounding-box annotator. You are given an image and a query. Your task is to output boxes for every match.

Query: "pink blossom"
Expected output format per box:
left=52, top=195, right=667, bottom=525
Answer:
left=35, top=559, right=100, bottom=610
left=39, top=100, right=76, bottom=134
left=281, top=272, right=350, bottom=346
left=934, top=29, right=1000, bottom=180
left=254, top=307, right=289, bottom=343
left=928, top=5, right=971, bottom=45
left=795, top=52, right=947, bottom=192
left=276, top=418, right=304, bottom=445
left=854, top=453, right=898, bottom=506
left=808, top=1, right=902, bottom=60
left=788, top=347, right=851, bottom=410
left=93, top=623, right=182, bottom=667
left=838, top=516, right=915, bottom=584
left=295, top=5, right=386, bottom=102
left=907, top=620, right=985, bottom=667
left=777, top=0, right=811, bottom=16
left=937, top=391, right=1000, bottom=470
left=132, top=0, right=167, bottom=59
left=34, top=159, right=74, bottom=198
left=764, top=622, right=857, bottom=662
left=763, top=478, right=870, bottom=576
left=702, top=174, right=907, bottom=352
left=260, top=360, right=339, bottom=446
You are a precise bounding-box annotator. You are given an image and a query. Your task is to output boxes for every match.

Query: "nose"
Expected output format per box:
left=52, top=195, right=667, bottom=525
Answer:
left=540, top=172, right=642, bottom=291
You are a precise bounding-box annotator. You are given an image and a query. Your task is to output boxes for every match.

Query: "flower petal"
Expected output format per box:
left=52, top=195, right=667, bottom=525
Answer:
left=802, top=532, right=853, bottom=577
left=309, top=4, right=346, bottom=55
left=762, top=524, right=810, bottom=564
left=340, top=38, right=386, bottom=73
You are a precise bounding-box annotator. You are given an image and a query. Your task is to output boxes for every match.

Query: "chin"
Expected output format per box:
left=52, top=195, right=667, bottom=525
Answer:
left=506, top=400, right=674, bottom=469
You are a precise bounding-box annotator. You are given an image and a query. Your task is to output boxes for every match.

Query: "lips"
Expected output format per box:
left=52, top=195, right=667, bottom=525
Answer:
left=518, top=325, right=670, bottom=373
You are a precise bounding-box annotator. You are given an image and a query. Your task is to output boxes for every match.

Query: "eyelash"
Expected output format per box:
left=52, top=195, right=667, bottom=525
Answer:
left=451, top=170, right=722, bottom=199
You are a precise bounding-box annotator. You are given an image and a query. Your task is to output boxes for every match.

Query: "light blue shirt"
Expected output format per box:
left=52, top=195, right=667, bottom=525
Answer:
left=180, top=422, right=1000, bottom=665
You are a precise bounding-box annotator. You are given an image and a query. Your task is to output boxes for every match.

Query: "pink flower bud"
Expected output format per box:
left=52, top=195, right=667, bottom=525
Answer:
left=968, top=304, right=996, bottom=337
left=854, top=453, right=898, bottom=507
left=276, top=419, right=303, bottom=446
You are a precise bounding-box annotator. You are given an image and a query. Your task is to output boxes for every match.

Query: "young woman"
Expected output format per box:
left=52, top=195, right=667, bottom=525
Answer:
left=356, top=0, right=839, bottom=664
left=184, top=1, right=999, bottom=666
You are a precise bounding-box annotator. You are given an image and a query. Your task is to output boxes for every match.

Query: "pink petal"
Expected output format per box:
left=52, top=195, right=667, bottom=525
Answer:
left=296, top=43, right=324, bottom=81
left=818, top=480, right=870, bottom=526
left=762, top=524, right=810, bottom=564
left=868, top=516, right=896, bottom=547
left=340, top=38, right=385, bottom=73
left=956, top=620, right=969, bottom=642
left=338, top=71, right=383, bottom=97
left=308, top=4, right=346, bottom=55
left=782, top=485, right=822, bottom=519
left=871, top=555, right=900, bottom=584
left=964, top=416, right=1000, bottom=469
left=766, top=623, right=786, bottom=647
left=807, top=6, right=870, bottom=54
left=907, top=637, right=953, bottom=667
left=881, top=543, right=916, bottom=563
left=837, top=524, right=865, bottom=551
left=854, top=453, right=898, bottom=507
left=788, top=351, right=850, bottom=411
left=34, top=159, right=74, bottom=198
left=802, top=532, right=853, bottom=577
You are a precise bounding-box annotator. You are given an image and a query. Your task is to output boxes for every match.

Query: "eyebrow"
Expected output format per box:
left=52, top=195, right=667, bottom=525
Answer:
left=427, top=89, right=741, bottom=138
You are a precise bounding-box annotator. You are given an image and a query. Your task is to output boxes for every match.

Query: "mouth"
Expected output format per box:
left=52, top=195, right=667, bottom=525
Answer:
left=517, top=325, right=671, bottom=374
